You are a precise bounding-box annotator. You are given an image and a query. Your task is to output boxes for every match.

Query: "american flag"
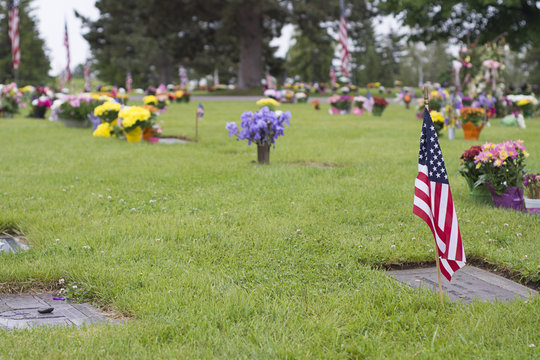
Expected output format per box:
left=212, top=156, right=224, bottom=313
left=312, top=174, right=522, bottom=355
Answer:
left=179, top=66, right=188, bottom=89
left=329, top=66, right=336, bottom=85
left=84, top=61, right=91, bottom=92
left=338, top=0, right=350, bottom=78
left=413, top=109, right=466, bottom=281
left=197, top=104, right=204, bottom=119
left=8, top=0, right=20, bottom=71
left=126, top=71, right=133, bottom=92
left=64, top=21, right=71, bottom=83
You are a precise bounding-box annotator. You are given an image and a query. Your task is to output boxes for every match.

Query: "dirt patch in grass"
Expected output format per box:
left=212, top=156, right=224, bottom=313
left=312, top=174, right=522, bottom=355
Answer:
left=160, top=135, right=195, bottom=142
left=287, top=161, right=343, bottom=169
left=379, top=257, right=539, bottom=291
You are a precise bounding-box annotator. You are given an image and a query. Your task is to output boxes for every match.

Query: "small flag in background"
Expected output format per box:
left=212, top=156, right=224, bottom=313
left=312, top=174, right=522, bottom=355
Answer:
left=8, top=0, right=20, bottom=71
left=338, top=0, right=350, bottom=78
left=197, top=104, right=205, bottom=119
left=83, top=61, right=91, bottom=92
left=64, top=20, right=71, bottom=83
left=126, top=71, right=133, bottom=92
left=363, top=91, right=374, bottom=112
left=413, top=109, right=466, bottom=282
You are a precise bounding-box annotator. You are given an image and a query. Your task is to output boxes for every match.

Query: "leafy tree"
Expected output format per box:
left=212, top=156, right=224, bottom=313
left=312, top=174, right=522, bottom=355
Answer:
left=0, top=0, right=50, bottom=84
left=379, top=0, right=540, bottom=49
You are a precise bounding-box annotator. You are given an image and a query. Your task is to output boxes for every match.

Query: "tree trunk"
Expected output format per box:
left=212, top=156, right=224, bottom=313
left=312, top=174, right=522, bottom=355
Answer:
left=237, top=1, right=263, bottom=90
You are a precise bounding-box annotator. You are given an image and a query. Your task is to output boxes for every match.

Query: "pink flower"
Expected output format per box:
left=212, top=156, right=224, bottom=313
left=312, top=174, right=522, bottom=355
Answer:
left=70, top=99, right=80, bottom=107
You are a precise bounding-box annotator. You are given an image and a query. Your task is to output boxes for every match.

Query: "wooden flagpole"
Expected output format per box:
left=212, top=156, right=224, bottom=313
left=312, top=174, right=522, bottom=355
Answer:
left=424, top=86, right=445, bottom=307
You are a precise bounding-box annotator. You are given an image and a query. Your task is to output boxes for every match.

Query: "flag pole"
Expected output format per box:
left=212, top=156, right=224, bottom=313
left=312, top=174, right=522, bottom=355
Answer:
left=195, top=113, right=199, bottom=142
left=424, top=86, right=444, bottom=307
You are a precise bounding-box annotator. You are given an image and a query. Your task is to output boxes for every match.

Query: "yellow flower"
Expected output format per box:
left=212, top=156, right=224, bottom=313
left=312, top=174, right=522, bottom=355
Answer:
left=430, top=110, right=445, bottom=123
left=119, top=106, right=151, bottom=128
left=143, top=95, right=158, bottom=105
left=517, top=99, right=531, bottom=106
left=175, top=90, right=184, bottom=98
left=94, top=101, right=121, bottom=117
left=523, top=151, right=529, bottom=158
left=256, top=98, right=280, bottom=109
left=476, top=163, right=481, bottom=169
left=93, top=123, right=112, bottom=137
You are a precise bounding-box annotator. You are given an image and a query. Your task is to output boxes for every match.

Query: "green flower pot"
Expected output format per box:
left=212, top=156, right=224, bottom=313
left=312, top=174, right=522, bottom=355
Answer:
left=466, top=178, right=492, bottom=204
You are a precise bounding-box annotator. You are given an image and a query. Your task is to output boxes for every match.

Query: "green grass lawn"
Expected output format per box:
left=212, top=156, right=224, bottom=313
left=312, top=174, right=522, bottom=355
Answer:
left=0, top=102, right=538, bottom=359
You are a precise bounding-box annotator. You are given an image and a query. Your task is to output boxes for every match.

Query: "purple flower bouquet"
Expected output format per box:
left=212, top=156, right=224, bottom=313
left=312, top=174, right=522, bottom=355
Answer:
left=226, top=106, right=291, bottom=164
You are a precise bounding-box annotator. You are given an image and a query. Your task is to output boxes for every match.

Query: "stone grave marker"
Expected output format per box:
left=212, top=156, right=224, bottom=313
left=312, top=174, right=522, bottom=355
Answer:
left=0, top=293, right=119, bottom=330
left=0, top=236, right=28, bottom=253
left=387, top=266, right=537, bottom=303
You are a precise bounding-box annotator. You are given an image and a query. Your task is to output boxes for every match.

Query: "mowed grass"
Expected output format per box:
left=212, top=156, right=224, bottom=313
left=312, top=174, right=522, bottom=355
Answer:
left=0, top=101, right=538, bottom=359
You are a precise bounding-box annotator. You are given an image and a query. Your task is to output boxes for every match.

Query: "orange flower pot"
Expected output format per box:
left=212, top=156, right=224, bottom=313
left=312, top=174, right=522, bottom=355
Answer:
left=143, top=127, right=155, bottom=141
left=462, top=122, right=484, bottom=140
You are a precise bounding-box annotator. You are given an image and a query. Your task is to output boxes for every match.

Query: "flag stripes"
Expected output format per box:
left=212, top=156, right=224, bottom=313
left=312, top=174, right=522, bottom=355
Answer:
left=8, top=0, right=20, bottom=71
left=338, top=0, right=350, bottom=78
left=64, top=21, right=71, bottom=83
left=413, top=109, right=465, bottom=282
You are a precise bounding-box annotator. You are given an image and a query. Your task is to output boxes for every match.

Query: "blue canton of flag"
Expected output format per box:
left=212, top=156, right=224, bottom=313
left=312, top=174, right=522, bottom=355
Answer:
left=418, top=110, right=448, bottom=184
left=197, top=104, right=204, bottom=119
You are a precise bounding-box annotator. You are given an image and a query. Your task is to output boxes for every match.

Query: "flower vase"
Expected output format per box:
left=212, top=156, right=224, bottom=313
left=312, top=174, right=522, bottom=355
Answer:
left=257, top=144, right=270, bottom=164
left=372, top=106, right=384, bottom=117
left=405, top=102, right=410, bottom=109
left=33, top=106, right=47, bottom=119
left=465, top=178, right=492, bottom=204
left=353, top=107, right=363, bottom=115
left=523, top=197, right=540, bottom=215
left=142, top=127, right=155, bottom=142
left=462, top=122, right=484, bottom=140
left=487, top=185, right=523, bottom=211
left=330, top=107, right=341, bottom=115
left=125, top=127, right=143, bottom=143
left=448, top=127, right=455, bottom=140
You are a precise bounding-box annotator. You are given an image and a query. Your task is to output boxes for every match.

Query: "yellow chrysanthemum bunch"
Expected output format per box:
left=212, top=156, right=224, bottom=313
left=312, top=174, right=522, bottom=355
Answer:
left=94, top=101, right=121, bottom=123
left=20, top=85, right=34, bottom=93
left=175, top=90, right=184, bottom=98
left=119, top=106, right=151, bottom=130
left=143, top=95, right=158, bottom=105
left=517, top=99, right=531, bottom=107
left=256, top=98, right=280, bottom=111
left=93, top=122, right=113, bottom=137
left=94, top=101, right=121, bottom=116
left=430, top=110, right=445, bottom=123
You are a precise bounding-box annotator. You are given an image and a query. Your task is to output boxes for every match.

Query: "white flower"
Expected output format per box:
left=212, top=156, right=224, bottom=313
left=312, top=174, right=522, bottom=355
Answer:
left=83, top=245, right=91, bottom=250
left=58, top=278, right=65, bottom=285
left=72, top=285, right=78, bottom=289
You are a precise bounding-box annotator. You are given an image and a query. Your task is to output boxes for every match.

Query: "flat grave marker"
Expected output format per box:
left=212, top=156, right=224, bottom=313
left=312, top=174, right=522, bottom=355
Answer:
left=0, top=294, right=119, bottom=330
left=387, top=266, right=537, bottom=303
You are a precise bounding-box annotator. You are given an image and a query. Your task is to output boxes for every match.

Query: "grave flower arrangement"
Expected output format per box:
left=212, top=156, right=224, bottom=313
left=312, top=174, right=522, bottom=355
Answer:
left=256, top=98, right=280, bottom=111
left=0, top=83, right=23, bottom=117
left=225, top=106, right=291, bottom=164
left=372, top=96, right=388, bottom=116
left=458, top=145, right=491, bottom=203
left=460, top=106, right=485, bottom=140
left=516, top=99, right=535, bottom=118
left=53, top=94, right=105, bottom=127
left=312, top=99, right=320, bottom=110
left=474, top=140, right=529, bottom=210
left=523, top=173, right=540, bottom=214
left=353, top=96, right=366, bottom=115
left=93, top=101, right=121, bottom=124
left=430, top=110, right=445, bottom=136
left=328, top=94, right=352, bottom=114
left=119, top=106, right=152, bottom=143
left=295, top=92, right=308, bottom=103
left=30, top=95, right=53, bottom=119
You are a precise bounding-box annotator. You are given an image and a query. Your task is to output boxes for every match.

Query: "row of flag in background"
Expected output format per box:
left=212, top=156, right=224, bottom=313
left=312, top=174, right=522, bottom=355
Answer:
left=8, top=1, right=71, bottom=82
left=7, top=0, right=465, bottom=286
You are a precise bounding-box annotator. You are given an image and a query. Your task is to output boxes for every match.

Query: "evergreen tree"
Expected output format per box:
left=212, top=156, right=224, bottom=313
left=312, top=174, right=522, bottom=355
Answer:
left=0, top=0, right=50, bottom=84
